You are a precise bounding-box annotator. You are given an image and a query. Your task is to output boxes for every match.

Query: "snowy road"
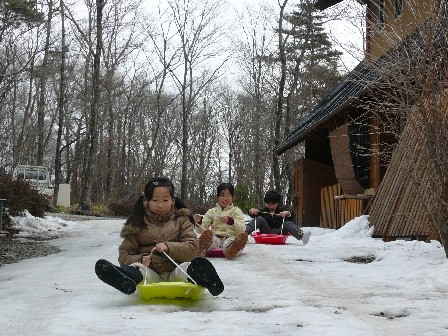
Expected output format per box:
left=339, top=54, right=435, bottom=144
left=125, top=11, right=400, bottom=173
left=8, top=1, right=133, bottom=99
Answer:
left=1, top=217, right=447, bottom=335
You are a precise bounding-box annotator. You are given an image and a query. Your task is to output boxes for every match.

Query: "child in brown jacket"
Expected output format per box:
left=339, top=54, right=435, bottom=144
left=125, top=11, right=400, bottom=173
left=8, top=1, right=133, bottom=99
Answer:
left=95, top=177, right=224, bottom=296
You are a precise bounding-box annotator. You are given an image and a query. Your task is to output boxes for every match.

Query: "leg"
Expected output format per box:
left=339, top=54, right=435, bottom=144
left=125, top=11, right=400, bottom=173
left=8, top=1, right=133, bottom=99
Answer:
left=169, top=262, right=190, bottom=282
left=210, top=235, right=223, bottom=249
left=198, top=229, right=214, bottom=256
left=131, top=263, right=164, bottom=284
left=198, top=230, right=222, bottom=256
left=223, top=232, right=248, bottom=259
left=95, top=259, right=142, bottom=295
left=281, top=221, right=303, bottom=237
left=246, top=217, right=273, bottom=234
left=186, top=257, right=224, bottom=296
left=246, top=219, right=256, bottom=234
left=282, top=221, right=311, bottom=244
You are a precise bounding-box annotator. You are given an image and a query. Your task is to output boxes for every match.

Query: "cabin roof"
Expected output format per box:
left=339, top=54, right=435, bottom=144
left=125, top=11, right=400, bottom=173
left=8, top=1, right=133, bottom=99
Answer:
left=314, top=0, right=368, bottom=11
left=275, top=13, right=443, bottom=155
left=274, top=60, right=380, bottom=155
left=314, top=0, right=344, bottom=11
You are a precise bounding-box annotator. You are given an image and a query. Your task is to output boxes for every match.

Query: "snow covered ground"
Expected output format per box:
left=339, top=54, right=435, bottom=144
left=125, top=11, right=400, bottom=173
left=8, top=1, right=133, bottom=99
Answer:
left=1, top=214, right=448, bottom=335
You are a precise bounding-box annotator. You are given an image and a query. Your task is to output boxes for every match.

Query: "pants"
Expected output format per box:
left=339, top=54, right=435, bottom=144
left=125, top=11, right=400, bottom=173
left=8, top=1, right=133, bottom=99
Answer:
left=246, top=216, right=302, bottom=237
left=208, top=235, right=241, bottom=257
left=123, top=262, right=191, bottom=284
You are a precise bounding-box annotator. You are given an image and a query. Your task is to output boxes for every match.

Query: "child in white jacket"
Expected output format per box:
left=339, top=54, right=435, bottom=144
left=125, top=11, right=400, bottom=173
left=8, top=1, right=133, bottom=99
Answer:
left=194, top=183, right=248, bottom=259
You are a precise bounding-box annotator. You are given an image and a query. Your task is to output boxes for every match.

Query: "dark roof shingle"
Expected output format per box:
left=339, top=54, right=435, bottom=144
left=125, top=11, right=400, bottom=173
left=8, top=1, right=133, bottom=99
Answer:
left=274, top=60, right=380, bottom=155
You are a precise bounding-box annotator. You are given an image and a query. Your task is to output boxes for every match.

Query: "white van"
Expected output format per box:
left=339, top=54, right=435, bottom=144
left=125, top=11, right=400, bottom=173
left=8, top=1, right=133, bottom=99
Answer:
left=12, top=165, right=54, bottom=210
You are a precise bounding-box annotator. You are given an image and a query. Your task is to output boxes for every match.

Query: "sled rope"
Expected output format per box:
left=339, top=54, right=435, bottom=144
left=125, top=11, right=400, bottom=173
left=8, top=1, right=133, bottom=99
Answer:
left=281, top=216, right=285, bottom=234
left=259, top=211, right=282, bottom=216
left=255, top=215, right=285, bottom=234
left=162, top=251, right=198, bottom=285
left=143, top=250, right=154, bottom=285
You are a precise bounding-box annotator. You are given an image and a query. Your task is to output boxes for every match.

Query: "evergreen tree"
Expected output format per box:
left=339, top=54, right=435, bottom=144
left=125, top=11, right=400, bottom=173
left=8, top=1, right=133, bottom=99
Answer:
left=271, top=0, right=344, bottom=198
left=0, top=0, right=43, bottom=41
left=283, top=0, right=343, bottom=114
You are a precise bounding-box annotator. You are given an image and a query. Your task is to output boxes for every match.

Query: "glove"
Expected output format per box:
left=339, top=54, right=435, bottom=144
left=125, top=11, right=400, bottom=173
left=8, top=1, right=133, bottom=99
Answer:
left=149, top=252, right=174, bottom=273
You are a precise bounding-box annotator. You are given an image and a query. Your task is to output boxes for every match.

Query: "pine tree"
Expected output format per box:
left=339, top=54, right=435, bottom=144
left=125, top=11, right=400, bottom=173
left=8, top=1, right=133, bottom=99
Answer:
left=283, top=0, right=343, bottom=114
left=0, top=0, right=43, bottom=42
left=271, top=0, right=344, bottom=198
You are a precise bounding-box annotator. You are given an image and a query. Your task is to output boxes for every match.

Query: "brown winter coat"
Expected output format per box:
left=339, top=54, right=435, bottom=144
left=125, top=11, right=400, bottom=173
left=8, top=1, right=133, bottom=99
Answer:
left=118, top=208, right=198, bottom=273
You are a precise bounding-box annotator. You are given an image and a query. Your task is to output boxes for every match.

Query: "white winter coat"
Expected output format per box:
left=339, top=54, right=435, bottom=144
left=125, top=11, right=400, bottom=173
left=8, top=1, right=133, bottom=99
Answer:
left=201, top=203, right=246, bottom=237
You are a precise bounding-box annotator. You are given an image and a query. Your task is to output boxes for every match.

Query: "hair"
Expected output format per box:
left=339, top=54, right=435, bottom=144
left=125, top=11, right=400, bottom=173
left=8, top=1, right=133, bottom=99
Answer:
left=216, top=182, right=235, bottom=197
left=174, top=196, right=187, bottom=210
left=175, top=196, right=195, bottom=224
left=125, top=177, right=175, bottom=227
left=264, top=190, right=282, bottom=204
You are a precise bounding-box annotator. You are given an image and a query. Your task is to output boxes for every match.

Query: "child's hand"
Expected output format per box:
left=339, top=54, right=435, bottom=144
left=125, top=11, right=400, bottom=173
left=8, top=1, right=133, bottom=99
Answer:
left=249, top=208, right=259, bottom=216
left=220, top=216, right=234, bottom=225
left=141, top=253, right=151, bottom=267
left=153, top=243, right=168, bottom=253
left=279, top=211, right=291, bottom=218
left=194, top=214, right=202, bottom=223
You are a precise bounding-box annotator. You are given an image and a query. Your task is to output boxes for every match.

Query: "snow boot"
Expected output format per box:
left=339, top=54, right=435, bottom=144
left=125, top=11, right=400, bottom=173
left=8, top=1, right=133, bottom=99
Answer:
left=95, top=259, right=139, bottom=295
left=301, top=230, right=311, bottom=244
left=198, top=229, right=214, bottom=256
left=187, top=256, right=224, bottom=296
left=223, top=232, right=248, bottom=260
left=292, top=228, right=311, bottom=244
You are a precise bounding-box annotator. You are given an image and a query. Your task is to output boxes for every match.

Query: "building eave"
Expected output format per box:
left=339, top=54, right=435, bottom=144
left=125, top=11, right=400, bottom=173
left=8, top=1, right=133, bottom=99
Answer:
left=274, top=59, right=380, bottom=155
left=314, top=0, right=368, bottom=11
left=314, top=0, right=344, bottom=10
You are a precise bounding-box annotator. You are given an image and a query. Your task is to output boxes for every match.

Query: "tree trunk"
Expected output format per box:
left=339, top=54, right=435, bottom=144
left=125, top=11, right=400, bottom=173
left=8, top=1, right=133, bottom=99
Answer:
left=80, top=0, right=104, bottom=209
left=36, top=0, right=53, bottom=166
left=273, top=0, right=289, bottom=192
left=53, top=0, right=67, bottom=206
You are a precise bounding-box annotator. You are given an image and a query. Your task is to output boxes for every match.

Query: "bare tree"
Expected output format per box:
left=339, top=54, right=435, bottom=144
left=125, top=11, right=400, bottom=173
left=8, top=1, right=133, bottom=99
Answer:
left=232, top=1, right=277, bottom=205
left=53, top=0, right=67, bottom=206
left=80, top=0, right=105, bottom=209
left=273, top=0, right=289, bottom=192
left=36, top=0, right=55, bottom=165
left=166, top=0, right=228, bottom=199
left=188, top=95, right=219, bottom=204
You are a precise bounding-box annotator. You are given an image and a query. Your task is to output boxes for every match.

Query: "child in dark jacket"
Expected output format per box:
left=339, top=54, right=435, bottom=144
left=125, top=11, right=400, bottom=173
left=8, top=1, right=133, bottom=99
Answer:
left=95, top=177, right=224, bottom=296
left=246, top=190, right=311, bottom=244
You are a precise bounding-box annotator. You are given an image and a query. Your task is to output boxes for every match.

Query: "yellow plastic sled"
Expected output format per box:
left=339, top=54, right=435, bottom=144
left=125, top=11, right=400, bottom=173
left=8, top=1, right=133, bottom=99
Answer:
left=136, top=282, right=205, bottom=301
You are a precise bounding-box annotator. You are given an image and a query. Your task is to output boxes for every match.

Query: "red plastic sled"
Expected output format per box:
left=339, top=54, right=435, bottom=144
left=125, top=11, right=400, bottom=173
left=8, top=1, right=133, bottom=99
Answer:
left=251, top=232, right=288, bottom=245
left=205, top=248, right=225, bottom=257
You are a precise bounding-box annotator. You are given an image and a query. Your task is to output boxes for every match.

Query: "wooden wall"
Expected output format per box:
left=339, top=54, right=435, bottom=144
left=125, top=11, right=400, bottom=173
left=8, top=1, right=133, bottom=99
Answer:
left=329, top=125, right=365, bottom=195
left=294, top=159, right=337, bottom=227
left=369, top=102, right=445, bottom=240
left=367, top=1, right=439, bottom=60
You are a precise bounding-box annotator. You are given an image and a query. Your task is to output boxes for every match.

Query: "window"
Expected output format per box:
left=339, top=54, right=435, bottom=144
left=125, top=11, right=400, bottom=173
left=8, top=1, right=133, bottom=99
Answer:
left=395, top=0, right=403, bottom=18
left=378, top=0, right=385, bottom=28
left=23, top=169, right=46, bottom=181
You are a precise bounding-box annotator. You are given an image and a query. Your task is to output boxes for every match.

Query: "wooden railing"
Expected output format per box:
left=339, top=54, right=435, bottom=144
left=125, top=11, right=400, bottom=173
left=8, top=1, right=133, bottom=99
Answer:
left=320, top=185, right=372, bottom=229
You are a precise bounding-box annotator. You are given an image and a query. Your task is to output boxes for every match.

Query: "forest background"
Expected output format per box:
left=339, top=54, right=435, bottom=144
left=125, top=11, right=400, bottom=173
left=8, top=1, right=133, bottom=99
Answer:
left=0, top=0, right=364, bottom=213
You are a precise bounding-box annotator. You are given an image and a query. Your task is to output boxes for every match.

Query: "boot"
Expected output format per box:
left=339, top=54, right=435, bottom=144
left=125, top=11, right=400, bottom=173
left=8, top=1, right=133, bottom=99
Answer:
left=292, top=228, right=311, bottom=244
left=223, top=232, right=248, bottom=260
left=301, top=230, right=311, bottom=244
left=198, top=229, right=214, bottom=256
left=187, top=257, right=224, bottom=296
left=95, top=259, right=138, bottom=295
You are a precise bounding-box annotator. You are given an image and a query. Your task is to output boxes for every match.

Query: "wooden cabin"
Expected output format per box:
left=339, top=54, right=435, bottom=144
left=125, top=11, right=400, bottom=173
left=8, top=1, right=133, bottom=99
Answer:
left=275, top=0, right=445, bottom=240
